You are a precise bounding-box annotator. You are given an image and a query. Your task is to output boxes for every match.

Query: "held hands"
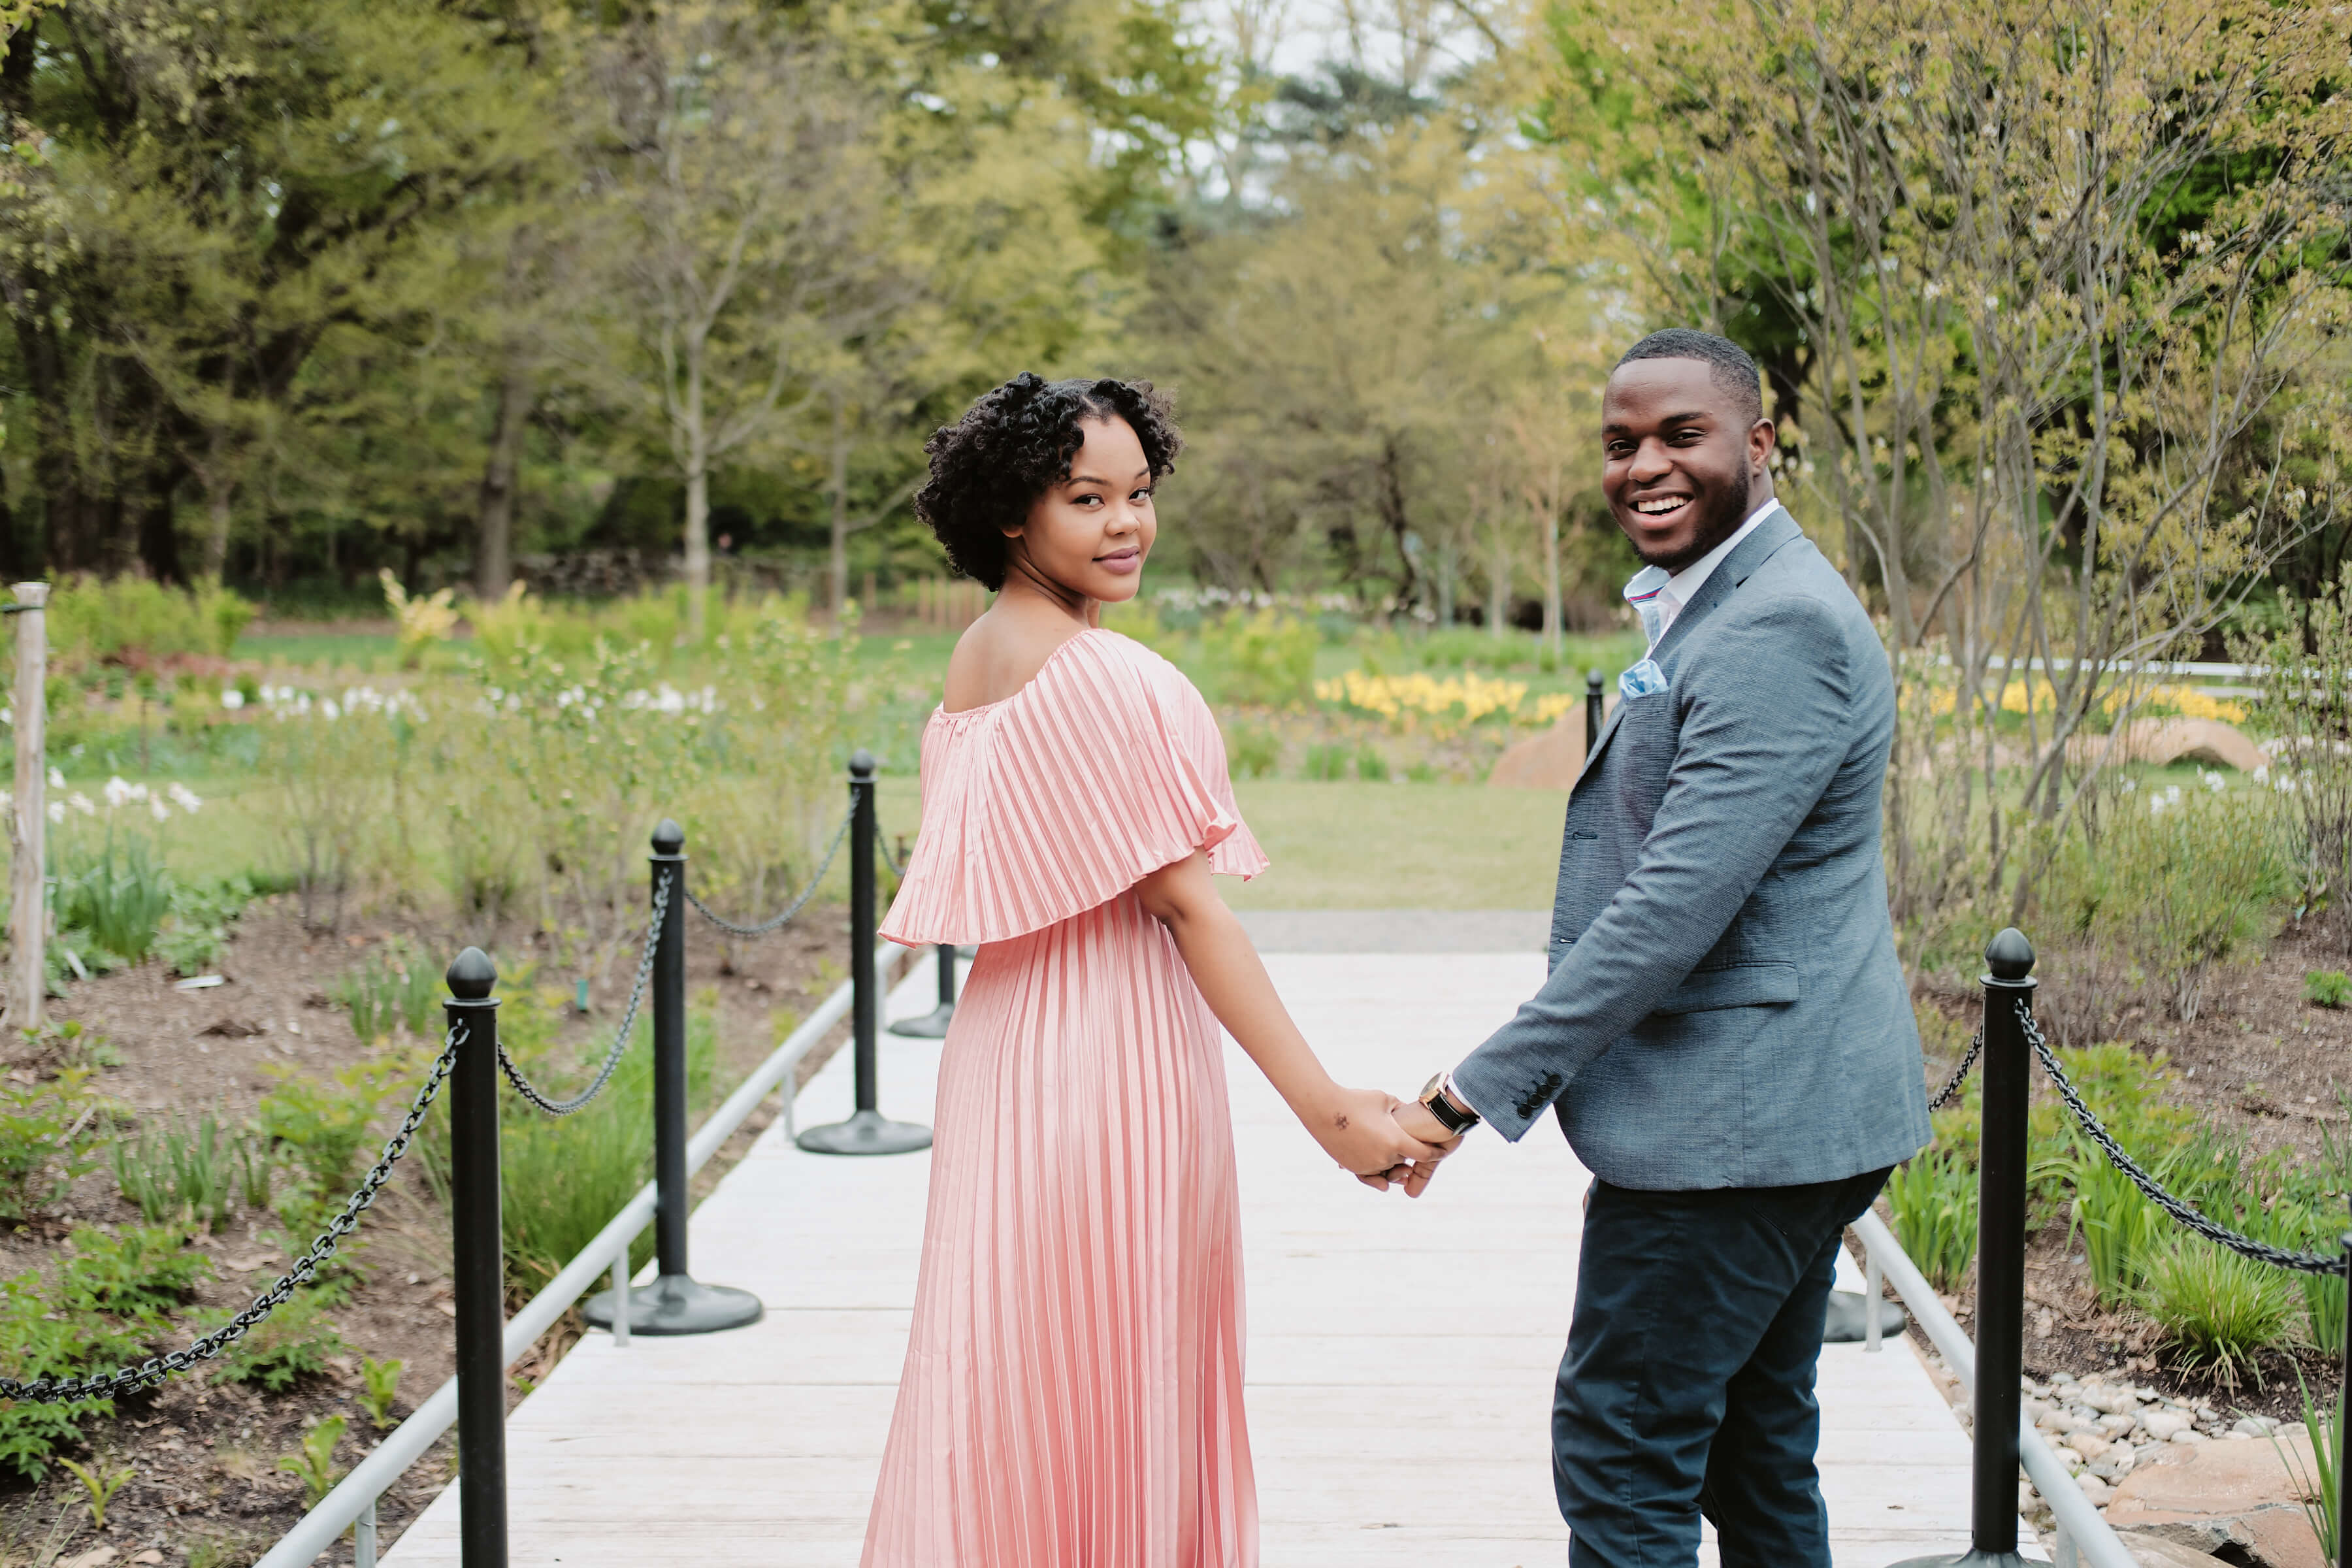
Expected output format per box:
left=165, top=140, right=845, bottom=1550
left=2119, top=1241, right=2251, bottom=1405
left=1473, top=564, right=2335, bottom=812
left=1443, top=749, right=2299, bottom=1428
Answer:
left=1308, top=1085, right=1458, bottom=1198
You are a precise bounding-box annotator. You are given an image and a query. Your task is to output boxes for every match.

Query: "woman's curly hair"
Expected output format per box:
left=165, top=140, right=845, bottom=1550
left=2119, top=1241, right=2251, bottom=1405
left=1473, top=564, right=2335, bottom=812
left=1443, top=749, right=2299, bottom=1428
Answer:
left=914, top=373, right=1183, bottom=590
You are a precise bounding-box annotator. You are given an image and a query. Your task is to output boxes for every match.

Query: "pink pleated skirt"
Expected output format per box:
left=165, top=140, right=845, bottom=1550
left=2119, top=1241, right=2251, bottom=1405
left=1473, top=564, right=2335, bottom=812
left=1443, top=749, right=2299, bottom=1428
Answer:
left=860, top=891, right=1258, bottom=1567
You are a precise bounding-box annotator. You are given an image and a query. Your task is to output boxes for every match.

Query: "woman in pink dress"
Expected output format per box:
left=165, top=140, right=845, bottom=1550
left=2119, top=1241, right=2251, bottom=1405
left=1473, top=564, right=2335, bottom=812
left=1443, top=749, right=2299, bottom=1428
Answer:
left=864, top=374, right=1448, bottom=1567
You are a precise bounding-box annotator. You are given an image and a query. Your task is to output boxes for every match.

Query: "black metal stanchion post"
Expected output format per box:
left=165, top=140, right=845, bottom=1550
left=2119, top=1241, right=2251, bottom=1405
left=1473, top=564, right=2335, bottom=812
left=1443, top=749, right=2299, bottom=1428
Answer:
left=1892, top=926, right=2035, bottom=1568
left=583, top=821, right=761, bottom=1336
left=2340, top=1230, right=2349, bottom=1568
left=1584, top=670, right=1605, bottom=759
left=798, top=751, right=932, bottom=1156
left=889, top=945, right=958, bottom=1039
left=444, top=948, right=507, bottom=1568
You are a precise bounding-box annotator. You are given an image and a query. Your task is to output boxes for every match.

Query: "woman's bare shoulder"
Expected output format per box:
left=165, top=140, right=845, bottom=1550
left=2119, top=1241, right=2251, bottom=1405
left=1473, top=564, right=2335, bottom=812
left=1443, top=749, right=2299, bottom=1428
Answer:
left=941, top=608, right=1094, bottom=713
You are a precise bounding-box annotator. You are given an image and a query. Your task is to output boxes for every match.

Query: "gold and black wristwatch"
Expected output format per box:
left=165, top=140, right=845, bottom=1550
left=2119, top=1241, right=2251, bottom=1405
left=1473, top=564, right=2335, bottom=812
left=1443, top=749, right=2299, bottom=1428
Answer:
left=1418, top=1071, right=1481, bottom=1137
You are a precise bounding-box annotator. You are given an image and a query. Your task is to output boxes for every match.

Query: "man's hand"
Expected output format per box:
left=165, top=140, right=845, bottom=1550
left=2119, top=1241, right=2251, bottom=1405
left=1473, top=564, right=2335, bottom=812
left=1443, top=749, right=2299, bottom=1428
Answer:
left=1389, top=1096, right=1463, bottom=1196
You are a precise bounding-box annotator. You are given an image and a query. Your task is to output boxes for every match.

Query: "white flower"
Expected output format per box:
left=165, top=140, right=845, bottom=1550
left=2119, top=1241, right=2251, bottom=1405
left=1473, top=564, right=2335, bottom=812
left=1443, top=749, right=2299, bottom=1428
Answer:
left=2119, top=777, right=2138, bottom=792
left=45, top=800, right=61, bottom=823
left=321, top=700, right=340, bottom=721
left=2252, top=766, right=2269, bottom=784
left=221, top=689, right=246, bottom=710
left=2201, top=770, right=2226, bottom=792
left=102, top=776, right=135, bottom=809
left=148, top=798, right=169, bottom=823
left=46, top=766, right=63, bottom=790
left=168, top=783, right=203, bottom=813
left=67, top=792, right=94, bottom=817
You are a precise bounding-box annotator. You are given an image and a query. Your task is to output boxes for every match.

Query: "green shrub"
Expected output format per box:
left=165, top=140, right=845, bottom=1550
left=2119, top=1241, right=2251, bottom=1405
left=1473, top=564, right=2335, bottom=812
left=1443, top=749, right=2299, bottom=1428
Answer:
left=0, top=1269, right=139, bottom=1477
left=112, top=1114, right=239, bottom=1230
left=1224, top=723, right=1280, bottom=779
left=1200, top=610, right=1316, bottom=708
left=61, top=1224, right=211, bottom=1320
left=2308, top=970, right=2351, bottom=1009
left=57, top=836, right=174, bottom=966
left=257, top=1056, right=404, bottom=1196
left=2066, top=1154, right=2174, bottom=1306
left=334, top=940, right=443, bottom=1042
left=2138, top=1234, right=2299, bottom=1388
left=155, top=875, right=257, bottom=976
left=277, top=1414, right=346, bottom=1507
left=2276, top=1366, right=2341, bottom=1560
left=1886, top=1149, right=1977, bottom=1292
left=46, top=574, right=253, bottom=665
left=0, top=1070, right=100, bottom=1222
left=2042, top=783, right=2289, bottom=1021
left=359, top=1356, right=403, bottom=1429
left=206, top=1287, right=347, bottom=1391
left=1352, top=743, right=1390, bottom=781
left=1303, top=742, right=1349, bottom=781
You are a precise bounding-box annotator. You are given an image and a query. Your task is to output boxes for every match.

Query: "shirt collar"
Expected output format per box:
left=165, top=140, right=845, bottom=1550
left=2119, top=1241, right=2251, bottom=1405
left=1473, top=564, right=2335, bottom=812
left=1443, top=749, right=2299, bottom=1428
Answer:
left=1622, top=497, right=1782, bottom=649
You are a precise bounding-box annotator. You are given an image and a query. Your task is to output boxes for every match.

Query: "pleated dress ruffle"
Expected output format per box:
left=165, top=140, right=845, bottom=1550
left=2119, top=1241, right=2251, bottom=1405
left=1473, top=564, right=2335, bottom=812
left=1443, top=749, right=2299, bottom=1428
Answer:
left=862, top=629, right=1266, bottom=1568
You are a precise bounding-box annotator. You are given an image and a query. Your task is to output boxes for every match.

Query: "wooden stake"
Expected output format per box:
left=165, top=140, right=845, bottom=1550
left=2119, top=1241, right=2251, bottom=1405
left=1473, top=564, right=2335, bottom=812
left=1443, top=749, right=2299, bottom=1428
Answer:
left=10, top=581, right=46, bottom=1031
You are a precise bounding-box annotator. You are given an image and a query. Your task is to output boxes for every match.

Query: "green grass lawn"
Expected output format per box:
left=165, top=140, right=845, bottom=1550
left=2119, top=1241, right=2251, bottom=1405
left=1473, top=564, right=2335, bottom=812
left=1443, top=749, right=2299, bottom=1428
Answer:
left=880, top=776, right=1562, bottom=910
left=239, top=629, right=400, bottom=671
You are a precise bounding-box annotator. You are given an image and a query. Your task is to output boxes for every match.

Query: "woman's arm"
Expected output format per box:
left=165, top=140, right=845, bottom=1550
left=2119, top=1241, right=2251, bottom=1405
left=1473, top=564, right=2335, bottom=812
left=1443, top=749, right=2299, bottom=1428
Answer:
left=1135, top=850, right=1452, bottom=1193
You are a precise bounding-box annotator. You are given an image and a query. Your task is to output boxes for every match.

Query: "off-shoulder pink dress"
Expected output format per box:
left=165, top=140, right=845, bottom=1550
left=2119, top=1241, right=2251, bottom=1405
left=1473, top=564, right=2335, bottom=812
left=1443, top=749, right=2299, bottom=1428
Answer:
left=864, top=627, right=1266, bottom=1568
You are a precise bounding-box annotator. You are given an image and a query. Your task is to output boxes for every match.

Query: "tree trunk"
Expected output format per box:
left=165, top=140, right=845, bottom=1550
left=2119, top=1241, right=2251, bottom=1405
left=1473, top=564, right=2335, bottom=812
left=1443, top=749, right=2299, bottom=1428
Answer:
left=827, top=391, right=849, bottom=620
left=1542, top=507, right=1563, bottom=658
left=1488, top=510, right=1508, bottom=638
left=137, top=466, right=184, bottom=585
left=681, top=356, right=710, bottom=640
left=476, top=365, right=531, bottom=600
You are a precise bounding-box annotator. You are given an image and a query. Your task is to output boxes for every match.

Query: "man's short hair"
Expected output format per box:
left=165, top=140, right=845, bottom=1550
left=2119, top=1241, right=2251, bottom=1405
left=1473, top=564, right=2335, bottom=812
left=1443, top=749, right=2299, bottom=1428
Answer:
left=1613, top=329, right=1764, bottom=428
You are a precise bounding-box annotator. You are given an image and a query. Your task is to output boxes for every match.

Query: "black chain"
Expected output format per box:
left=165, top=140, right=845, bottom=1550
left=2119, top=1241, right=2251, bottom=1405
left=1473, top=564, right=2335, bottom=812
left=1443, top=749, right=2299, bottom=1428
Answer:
left=1927, top=1028, right=1983, bottom=1111
left=874, top=819, right=909, bottom=878
left=0, top=1025, right=466, bottom=1404
left=497, top=875, right=668, bottom=1117
left=682, top=808, right=853, bottom=938
left=2025, top=1000, right=2347, bottom=1276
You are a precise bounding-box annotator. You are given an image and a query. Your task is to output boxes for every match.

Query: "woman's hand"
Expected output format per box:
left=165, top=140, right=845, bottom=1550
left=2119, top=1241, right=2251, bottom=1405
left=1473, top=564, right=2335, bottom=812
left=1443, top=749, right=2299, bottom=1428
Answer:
left=1307, top=1085, right=1448, bottom=1191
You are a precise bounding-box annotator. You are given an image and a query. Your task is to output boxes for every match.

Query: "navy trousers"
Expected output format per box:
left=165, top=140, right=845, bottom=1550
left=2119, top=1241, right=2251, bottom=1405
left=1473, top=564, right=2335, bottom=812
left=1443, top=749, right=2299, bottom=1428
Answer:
left=1553, top=1168, right=1891, bottom=1567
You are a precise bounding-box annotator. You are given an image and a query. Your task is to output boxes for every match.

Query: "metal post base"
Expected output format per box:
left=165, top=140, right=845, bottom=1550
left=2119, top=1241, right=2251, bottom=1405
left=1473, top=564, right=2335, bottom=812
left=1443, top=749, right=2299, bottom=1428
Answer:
left=1886, top=1554, right=2034, bottom=1568
left=888, top=1004, right=955, bottom=1039
left=580, top=1271, right=762, bottom=1336
left=797, top=1108, right=934, bottom=1156
left=1823, top=1290, right=1908, bottom=1343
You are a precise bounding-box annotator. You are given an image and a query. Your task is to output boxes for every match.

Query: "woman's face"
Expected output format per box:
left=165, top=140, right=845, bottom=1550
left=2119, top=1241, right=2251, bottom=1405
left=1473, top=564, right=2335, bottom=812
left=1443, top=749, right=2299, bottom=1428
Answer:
left=1006, top=415, right=1156, bottom=603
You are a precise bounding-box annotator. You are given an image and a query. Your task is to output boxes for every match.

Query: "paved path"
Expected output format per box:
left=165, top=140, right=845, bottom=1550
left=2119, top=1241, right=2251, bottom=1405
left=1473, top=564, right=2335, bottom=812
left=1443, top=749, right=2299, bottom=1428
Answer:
left=385, top=947, right=1994, bottom=1567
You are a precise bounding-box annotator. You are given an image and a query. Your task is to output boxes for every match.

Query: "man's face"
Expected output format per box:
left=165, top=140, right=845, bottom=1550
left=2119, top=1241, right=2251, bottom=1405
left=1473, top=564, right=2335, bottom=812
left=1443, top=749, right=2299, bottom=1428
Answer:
left=1599, top=358, right=1775, bottom=572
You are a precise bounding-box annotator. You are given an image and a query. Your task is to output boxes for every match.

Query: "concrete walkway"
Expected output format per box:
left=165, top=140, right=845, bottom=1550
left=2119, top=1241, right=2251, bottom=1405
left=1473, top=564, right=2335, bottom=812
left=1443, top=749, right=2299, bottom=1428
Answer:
left=384, top=943, right=1992, bottom=1567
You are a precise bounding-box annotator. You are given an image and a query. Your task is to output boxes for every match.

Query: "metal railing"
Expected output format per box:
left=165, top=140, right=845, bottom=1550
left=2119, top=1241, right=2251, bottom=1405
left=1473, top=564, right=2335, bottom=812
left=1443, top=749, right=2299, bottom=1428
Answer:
left=250, top=749, right=928, bottom=1568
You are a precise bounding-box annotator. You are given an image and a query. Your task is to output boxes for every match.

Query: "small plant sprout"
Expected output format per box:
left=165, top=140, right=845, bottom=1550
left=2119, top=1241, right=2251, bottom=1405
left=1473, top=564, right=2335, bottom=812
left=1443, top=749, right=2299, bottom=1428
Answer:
left=2308, top=970, right=2351, bottom=1009
left=278, top=1414, right=347, bottom=1507
left=56, top=1454, right=133, bottom=1529
left=359, top=1356, right=404, bottom=1430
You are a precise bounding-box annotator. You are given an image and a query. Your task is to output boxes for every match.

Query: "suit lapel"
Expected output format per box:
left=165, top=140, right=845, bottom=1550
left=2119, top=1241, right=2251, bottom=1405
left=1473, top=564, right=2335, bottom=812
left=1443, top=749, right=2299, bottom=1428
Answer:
left=1572, top=504, right=1804, bottom=791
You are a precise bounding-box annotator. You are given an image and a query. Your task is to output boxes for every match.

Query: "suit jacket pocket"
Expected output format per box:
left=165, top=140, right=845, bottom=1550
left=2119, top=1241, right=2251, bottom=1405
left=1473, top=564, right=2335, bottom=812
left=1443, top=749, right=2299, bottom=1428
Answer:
left=1652, top=961, right=1801, bottom=1015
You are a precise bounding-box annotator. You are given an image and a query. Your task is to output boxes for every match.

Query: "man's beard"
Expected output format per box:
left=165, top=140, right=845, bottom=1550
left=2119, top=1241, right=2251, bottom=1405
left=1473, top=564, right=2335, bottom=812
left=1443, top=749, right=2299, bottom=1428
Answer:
left=1628, top=478, right=1754, bottom=572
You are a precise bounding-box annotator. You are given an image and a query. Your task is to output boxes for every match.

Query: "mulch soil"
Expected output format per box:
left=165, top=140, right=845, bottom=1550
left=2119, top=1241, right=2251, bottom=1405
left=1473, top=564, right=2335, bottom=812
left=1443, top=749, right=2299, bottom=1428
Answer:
left=1901, top=909, right=2352, bottom=1426
left=0, top=897, right=855, bottom=1567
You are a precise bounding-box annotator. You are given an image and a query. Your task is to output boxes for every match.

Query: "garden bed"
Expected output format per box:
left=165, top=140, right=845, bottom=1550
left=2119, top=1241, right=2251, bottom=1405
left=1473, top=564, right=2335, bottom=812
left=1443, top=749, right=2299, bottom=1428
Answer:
left=0, top=898, right=855, bottom=1567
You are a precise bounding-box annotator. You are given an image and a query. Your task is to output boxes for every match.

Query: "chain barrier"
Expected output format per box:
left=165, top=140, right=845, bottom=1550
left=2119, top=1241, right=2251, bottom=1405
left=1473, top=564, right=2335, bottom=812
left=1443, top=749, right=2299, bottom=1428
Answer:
left=495, top=874, right=668, bottom=1117
left=2022, top=998, right=2347, bottom=1277
left=874, top=819, right=909, bottom=879
left=0, top=1025, right=466, bottom=1405
left=1927, top=1028, right=1983, bottom=1112
left=681, top=808, right=854, bottom=938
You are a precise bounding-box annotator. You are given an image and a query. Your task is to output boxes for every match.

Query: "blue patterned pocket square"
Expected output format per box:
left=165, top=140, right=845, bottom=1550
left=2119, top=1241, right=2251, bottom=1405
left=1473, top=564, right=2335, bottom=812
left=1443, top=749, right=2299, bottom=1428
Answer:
left=1620, top=659, right=1669, bottom=699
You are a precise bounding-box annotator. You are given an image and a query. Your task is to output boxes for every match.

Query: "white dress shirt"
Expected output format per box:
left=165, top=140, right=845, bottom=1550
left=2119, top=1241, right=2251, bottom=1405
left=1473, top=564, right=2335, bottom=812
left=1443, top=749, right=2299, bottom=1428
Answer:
left=1622, top=497, right=1783, bottom=650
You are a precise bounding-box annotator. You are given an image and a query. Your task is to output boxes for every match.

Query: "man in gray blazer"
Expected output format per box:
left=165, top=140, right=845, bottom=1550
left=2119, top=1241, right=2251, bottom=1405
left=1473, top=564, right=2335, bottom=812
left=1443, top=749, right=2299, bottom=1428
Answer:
left=1395, top=329, right=1930, bottom=1565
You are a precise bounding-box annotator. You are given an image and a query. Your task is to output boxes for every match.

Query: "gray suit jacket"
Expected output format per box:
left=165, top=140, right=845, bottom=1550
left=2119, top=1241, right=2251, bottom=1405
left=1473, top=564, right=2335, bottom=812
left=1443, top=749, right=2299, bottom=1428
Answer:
left=1453, top=506, right=1930, bottom=1190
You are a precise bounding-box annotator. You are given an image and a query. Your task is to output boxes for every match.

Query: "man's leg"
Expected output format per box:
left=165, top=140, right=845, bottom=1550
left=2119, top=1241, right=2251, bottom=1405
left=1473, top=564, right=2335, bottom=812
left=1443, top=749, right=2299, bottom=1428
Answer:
left=1554, top=1173, right=1886, bottom=1568
left=1697, top=1168, right=1893, bottom=1568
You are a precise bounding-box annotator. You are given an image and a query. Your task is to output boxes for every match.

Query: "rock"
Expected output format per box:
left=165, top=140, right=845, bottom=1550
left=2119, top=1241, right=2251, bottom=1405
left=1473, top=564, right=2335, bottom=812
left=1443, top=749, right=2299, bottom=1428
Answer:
left=2106, top=1431, right=2325, bottom=1568
left=56, top=1551, right=116, bottom=1568
left=2122, top=1533, right=2245, bottom=1568
left=2067, top=1433, right=2114, bottom=1463
left=1489, top=697, right=1618, bottom=789
left=2234, top=1416, right=2280, bottom=1439
left=2171, top=1429, right=2207, bottom=1445
left=2066, top=716, right=2272, bottom=773
left=2083, top=1382, right=2139, bottom=1415
left=2100, top=1412, right=2143, bottom=1439
left=2092, top=1446, right=2138, bottom=1481
left=2142, top=1411, right=2193, bottom=1442
left=2079, top=1473, right=2115, bottom=1505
